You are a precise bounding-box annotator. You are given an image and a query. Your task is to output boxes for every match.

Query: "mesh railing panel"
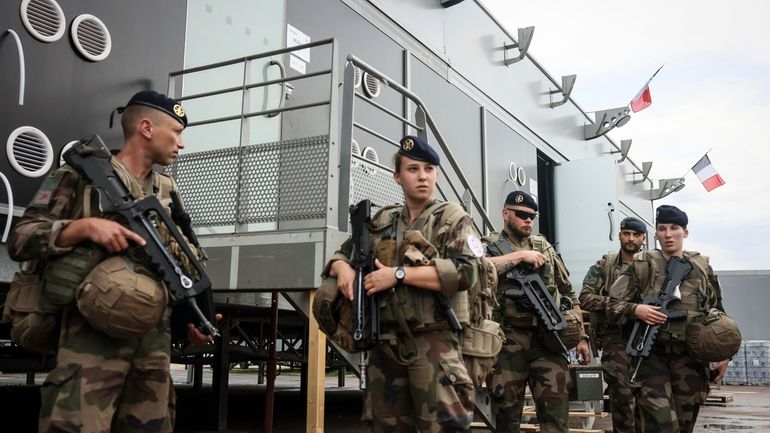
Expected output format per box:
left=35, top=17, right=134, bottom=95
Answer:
left=350, top=156, right=404, bottom=209
left=167, top=135, right=330, bottom=226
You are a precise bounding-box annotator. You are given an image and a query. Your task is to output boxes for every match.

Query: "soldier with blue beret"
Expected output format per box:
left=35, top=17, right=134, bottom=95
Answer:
left=484, top=190, right=588, bottom=433
left=505, top=190, right=538, bottom=212
left=580, top=215, right=648, bottom=433
left=325, top=134, right=479, bottom=432
left=607, top=204, right=733, bottom=433
left=9, top=90, right=211, bottom=433
left=656, top=205, right=688, bottom=227
left=620, top=216, right=646, bottom=234
left=397, top=135, right=440, bottom=165
left=110, top=90, right=188, bottom=128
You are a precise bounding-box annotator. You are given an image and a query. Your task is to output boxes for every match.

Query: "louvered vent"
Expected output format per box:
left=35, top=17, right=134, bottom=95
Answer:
left=353, top=67, right=362, bottom=89
left=361, top=147, right=379, bottom=175
left=6, top=126, right=54, bottom=178
left=362, top=72, right=381, bottom=98
left=351, top=139, right=361, bottom=155
left=19, top=0, right=66, bottom=43
left=71, top=14, right=112, bottom=62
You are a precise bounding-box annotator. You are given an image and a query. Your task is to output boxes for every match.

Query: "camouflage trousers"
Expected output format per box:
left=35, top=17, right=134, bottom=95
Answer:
left=632, top=345, right=709, bottom=433
left=601, top=335, right=640, bottom=433
left=487, top=326, right=570, bottom=433
left=39, top=306, right=175, bottom=433
left=363, top=329, right=475, bottom=433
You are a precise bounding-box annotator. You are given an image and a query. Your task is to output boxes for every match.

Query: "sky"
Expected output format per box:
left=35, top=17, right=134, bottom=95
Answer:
left=483, top=0, right=770, bottom=271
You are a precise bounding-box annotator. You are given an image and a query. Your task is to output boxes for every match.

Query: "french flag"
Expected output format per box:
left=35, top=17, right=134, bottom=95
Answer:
left=692, top=155, right=726, bottom=192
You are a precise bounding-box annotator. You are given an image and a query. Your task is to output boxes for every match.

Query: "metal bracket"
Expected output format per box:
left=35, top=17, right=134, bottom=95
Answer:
left=584, top=106, right=631, bottom=140
left=549, top=74, right=576, bottom=108
left=503, top=26, right=534, bottom=66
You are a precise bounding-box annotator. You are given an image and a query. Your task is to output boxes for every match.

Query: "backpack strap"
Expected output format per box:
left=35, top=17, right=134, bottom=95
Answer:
left=603, top=251, right=619, bottom=295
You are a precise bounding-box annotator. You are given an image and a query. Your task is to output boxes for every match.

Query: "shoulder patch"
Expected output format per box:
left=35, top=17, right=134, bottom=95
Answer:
left=467, top=234, right=484, bottom=258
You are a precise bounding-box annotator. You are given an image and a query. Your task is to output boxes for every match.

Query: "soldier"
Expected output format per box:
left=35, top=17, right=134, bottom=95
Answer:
left=8, top=91, right=213, bottom=433
left=580, top=216, right=647, bottom=433
left=484, top=191, right=590, bottom=433
left=607, top=205, right=731, bottom=433
left=324, top=135, right=480, bottom=433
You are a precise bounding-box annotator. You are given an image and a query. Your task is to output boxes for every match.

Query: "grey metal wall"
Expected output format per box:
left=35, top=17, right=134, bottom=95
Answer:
left=0, top=0, right=187, bottom=208
left=718, top=270, right=770, bottom=341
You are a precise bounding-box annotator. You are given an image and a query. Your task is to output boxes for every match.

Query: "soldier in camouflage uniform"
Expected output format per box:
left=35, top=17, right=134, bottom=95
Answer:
left=8, top=91, right=213, bottom=433
left=484, top=191, right=590, bottom=433
left=325, top=135, right=481, bottom=433
left=607, top=205, right=730, bottom=433
left=580, top=216, right=647, bottom=433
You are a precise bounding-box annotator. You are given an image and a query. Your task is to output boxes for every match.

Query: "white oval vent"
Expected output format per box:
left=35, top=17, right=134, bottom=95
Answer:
left=362, top=146, right=379, bottom=163
left=362, top=72, right=381, bottom=98
left=351, top=139, right=361, bottom=155
left=6, top=126, right=54, bottom=178
left=71, top=14, right=112, bottom=62
left=20, top=0, right=66, bottom=43
left=353, top=67, right=362, bottom=89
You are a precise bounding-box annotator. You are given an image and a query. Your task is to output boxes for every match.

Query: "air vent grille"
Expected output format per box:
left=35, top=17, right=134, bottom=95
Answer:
left=71, top=14, right=112, bottom=62
left=6, top=126, right=54, bottom=178
left=362, top=72, right=381, bottom=98
left=20, top=0, right=66, bottom=42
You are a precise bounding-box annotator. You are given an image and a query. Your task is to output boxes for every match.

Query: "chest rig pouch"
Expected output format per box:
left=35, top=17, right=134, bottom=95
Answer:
left=377, top=202, right=470, bottom=331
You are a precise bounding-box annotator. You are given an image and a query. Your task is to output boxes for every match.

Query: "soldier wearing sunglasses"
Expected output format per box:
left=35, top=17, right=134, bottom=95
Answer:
left=483, top=191, right=589, bottom=433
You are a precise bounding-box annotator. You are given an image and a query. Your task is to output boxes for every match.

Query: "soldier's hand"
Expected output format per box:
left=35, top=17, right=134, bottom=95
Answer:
left=330, top=260, right=356, bottom=300
left=186, top=313, right=223, bottom=345
left=56, top=217, right=146, bottom=252
left=576, top=340, right=591, bottom=364
left=711, top=359, right=729, bottom=383
left=634, top=304, right=668, bottom=325
left=89, top=219, right=146, bottom=253
left=516, top=250, right=547, bottom=268
left=364, top=259, right=395, bottom=296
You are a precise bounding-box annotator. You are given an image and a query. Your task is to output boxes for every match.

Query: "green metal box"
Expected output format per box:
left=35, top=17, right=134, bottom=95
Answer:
left=569, top=366, right=604, bottom=401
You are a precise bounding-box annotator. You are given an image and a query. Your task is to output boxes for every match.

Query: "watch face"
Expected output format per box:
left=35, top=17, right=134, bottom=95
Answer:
left=395, top=268, right=406, bottom=280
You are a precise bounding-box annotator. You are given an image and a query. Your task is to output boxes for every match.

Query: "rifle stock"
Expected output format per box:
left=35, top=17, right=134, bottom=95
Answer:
left=625, top=256, right=692, bottom=381
left=64, top=135, right=219, bottom=338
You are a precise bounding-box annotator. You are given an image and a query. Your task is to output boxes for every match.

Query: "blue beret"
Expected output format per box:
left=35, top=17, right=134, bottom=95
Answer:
left=620, top=217, right=646, bottom=234
left=656, top=205, right=688, bottom=227
left=505, top=190, right=538, bottom=212
left=398, top=135, right=440, bottom=165
left=111, top=90, right=187, bottom=128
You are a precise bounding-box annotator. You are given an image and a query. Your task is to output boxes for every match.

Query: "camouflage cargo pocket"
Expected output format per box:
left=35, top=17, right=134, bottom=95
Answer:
left=2, top=272, right=61, bottom=354
left=39, top=364, right=81, bottom=428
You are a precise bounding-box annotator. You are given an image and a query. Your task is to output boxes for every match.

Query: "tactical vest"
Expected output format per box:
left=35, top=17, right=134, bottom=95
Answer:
left=42, top=158, right=177, bottom=307
left=632, top=250, right=711, bottom=344
left=488, top=232, right=562, bottom=327
left=374, top=201, right=470, bottom=332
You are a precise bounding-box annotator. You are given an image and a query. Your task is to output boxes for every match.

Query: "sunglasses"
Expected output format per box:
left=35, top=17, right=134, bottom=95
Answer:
left=505, top=208, right=538, bottom=221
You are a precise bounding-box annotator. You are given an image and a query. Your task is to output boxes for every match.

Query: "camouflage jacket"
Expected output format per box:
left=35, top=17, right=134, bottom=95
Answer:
left=607, top=249, right=723, bottom=327
left=324, top=200, right=481, bottom=330
left=579, top=251, right=630, bottom=332
left=483, top=231, right=576, bottom=326
left=8, top=156, right=176, bottom=264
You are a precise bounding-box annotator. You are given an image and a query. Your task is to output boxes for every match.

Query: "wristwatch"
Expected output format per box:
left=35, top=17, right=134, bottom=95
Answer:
left=579, top=335, right=590, bottom=343
left=395, top=266, right=406, bottom=284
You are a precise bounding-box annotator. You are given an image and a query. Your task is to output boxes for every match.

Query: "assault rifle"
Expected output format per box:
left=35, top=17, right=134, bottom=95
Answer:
left=626, top=255, right=692, bottom=382
left=503, top=267, right=570, bottom=363
left=349, top=200, right=379, bottom=390
left=488, top=239, right=570, bottom=362
left=349, top=199, right=380, bottom=352
left=63, top=135, right=219, bottom=338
